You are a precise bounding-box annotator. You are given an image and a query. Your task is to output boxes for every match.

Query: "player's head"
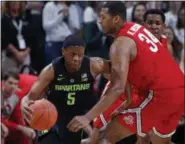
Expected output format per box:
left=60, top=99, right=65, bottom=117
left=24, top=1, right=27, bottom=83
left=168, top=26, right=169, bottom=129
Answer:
left=144, top=9, right=165, bottom=40
left=99, top=1, right=126, bottom=36
left=3, top=70, right=20, bottom=97
left=62, top=34, right=86, bottom=72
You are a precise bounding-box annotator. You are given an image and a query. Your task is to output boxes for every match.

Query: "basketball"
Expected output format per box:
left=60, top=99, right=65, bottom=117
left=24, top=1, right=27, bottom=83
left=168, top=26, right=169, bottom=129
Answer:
left=29, top=99, right=58, bottom=131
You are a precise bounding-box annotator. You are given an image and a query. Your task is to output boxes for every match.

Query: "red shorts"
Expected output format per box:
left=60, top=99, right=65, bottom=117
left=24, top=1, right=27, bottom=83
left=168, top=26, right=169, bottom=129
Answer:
left=117, top=88, right=184, bottom=138
left=93, top=82, right=145, bottom=130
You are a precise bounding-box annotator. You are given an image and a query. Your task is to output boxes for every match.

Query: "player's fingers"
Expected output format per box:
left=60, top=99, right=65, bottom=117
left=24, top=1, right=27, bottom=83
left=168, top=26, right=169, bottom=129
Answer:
left=28, top=100, right=35, bottom=106
left=22, top=108, right=33, bottom=121
left=68, top=121, right=79, bottom=132
left=67, top=118, right=76, bottom=129
left=73, top=123, right=83, bottom=132
left=31, top=130, right=36, bottom=139
left=25, top=105, right=34, bottom=114
left=24, top=116, right=31, bottom=124
left=23, top=106, right=33, bottom=117
left=68, top=119, right=82, bottom=132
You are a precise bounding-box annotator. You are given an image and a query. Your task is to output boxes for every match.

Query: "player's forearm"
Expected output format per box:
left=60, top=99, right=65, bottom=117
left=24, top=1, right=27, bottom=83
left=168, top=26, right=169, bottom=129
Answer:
left=17, top=125, right=25, bottom=131
left=21, top=90, right=40, bottom=106
left=83, top=124, right=93, bottom=136
left=85, top=84, right=125, bottom=122
left=27, top=90, right=41, bottom=101
left=124, top=82, right=132, bottom=109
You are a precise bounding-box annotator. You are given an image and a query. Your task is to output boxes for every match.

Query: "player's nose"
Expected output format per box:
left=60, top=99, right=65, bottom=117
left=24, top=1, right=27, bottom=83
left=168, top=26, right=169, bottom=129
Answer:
left=73, top=55, right=80, bottom=61
left=151, top=23, right=158, bottom=29
left=99, top=19, right=102, bottom=25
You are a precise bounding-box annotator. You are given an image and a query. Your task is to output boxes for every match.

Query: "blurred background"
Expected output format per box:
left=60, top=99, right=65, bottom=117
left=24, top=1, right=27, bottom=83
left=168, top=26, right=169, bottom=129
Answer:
left=1, top=1, right=184, bottom=144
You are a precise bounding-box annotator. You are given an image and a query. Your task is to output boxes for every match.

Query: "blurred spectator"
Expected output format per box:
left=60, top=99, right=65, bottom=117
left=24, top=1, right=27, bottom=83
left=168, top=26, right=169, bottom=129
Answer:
left=174, top=4, right=184, bottom=45
left=18, top=73, right=38, bottom=96
left=131, top=2, right=146, bottom=25
left=83, top=1, right=98, bottom=25
left=163, top=27, right=175, bottom=57
left=1, top=70, right=36, bottom=144
left=42, top=1, right=71, bottom=65
left=165, top=1, right=182, bottom=29
left=1, top=122, right=9, bottom=144
left=180, top=48, right=184, bottom=73
left=80, top=4, right=114, bottom=97
left=77, top=1, right=87, bottom=10
left=82, top=5, right=113, bottom=58
left=25, top=2, right=45, bottom=73
left=160, top=1, right=169, bottom=13
left=163, top=26, right=183, bottom=63
left=67, top=1, right=83, bottom=33
left=125, top=1, right=134, bottom=21
left=1, top=1, right=32, bottom=76
left=146, top=1, right=156, bottom=9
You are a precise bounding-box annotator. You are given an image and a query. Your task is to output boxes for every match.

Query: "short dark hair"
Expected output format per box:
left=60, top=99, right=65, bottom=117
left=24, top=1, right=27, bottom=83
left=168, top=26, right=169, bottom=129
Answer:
left=102, top=1, right=127, bottom=20
left=143, top=9, right=165, bottom=23
left=3, top=70, right=20, bottom=81
left=63, top=34, right=86, bottom=49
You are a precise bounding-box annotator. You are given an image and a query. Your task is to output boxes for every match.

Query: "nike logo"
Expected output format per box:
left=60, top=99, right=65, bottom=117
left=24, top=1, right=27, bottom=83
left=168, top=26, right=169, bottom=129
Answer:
left=57, top=77, right=65, bottom=81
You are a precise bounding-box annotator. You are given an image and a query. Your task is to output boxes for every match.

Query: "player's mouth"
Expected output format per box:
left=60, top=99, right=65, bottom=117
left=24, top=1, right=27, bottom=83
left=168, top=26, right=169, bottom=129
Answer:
left=71, top=63, right=80, bottom=69
left=152, top=31, right=159, bottom=37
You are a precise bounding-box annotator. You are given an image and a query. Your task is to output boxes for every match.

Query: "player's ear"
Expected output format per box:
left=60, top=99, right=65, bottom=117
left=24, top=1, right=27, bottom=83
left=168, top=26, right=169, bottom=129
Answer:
left=61, top=48, right=65, bottom=56
left=163, top=23, right=166, bottom=28
left=113, top=15, right=120, bottom=24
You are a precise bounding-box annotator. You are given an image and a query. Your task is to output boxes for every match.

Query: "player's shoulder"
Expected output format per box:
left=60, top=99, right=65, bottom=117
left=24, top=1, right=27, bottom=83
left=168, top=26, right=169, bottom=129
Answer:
left=52, top=57, right=63, bottom=65
left=118, top=22, right=142, bottom=38
left=90, top=57, right=105, bottom=72
left=90, top=57, right=102, bottom=61
left=90, top=57, right=105, bottom=66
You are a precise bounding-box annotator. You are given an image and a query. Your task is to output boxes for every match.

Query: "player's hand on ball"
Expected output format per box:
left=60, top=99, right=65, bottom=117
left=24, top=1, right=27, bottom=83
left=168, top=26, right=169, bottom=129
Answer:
left=21, top=98, right=35, bottom=124
left=67, top=115, right=90, bottom=132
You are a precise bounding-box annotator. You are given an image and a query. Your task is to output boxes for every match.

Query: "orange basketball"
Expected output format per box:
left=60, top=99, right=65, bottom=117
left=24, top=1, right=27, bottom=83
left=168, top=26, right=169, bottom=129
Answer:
left=29, top=99, right=58, bottom=131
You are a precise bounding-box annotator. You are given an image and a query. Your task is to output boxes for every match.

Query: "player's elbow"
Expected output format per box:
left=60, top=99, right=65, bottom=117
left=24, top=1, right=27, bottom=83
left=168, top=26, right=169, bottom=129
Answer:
left=126, top=97, right=132, bottom=106
left=114, top=85, right=125, bottom=98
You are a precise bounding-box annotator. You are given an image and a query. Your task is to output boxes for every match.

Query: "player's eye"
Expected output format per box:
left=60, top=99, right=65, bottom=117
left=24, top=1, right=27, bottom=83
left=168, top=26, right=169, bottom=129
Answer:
left=8, top=81, right=13, bottom=85
left=148, top=21, right=153, bottom=25
left=101, top=15, right=105, bottom=20
left=156, top=21, right=161, bottom=26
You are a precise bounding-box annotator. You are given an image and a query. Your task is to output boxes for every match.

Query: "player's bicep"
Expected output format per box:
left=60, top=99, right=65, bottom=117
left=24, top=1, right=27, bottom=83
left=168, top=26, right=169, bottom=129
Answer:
left=28, top=64, right=54, bottom=100
left=110, top=37, right=134, bottom=90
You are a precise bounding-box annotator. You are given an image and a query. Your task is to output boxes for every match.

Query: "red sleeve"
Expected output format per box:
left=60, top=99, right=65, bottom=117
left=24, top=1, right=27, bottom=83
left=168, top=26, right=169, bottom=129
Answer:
left=1, top=116, right=18, bottom=132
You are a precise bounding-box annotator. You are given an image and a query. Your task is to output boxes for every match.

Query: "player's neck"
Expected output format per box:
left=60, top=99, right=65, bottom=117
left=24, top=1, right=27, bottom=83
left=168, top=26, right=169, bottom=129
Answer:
left=64, top=63, right=79, bottom=73
left=112, top=22, right=125, bottom=37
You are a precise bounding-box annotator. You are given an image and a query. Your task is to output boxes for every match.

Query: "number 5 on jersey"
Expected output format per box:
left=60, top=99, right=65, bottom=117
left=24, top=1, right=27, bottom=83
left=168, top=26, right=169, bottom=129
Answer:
left=67, top=92, right=76, bottom=105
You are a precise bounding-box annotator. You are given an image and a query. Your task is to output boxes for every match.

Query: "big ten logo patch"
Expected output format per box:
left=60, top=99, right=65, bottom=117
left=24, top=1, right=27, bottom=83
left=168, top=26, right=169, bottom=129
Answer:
left=123, top=115, right=134, bottom=125
left=81, top=73, right=88, bottom=82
